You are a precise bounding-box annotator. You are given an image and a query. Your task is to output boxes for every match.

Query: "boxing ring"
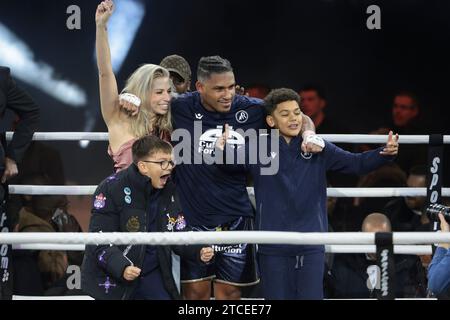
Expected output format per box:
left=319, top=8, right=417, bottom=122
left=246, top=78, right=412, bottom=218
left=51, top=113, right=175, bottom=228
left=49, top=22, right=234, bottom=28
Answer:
left=1, top=133, right=449, bottom=300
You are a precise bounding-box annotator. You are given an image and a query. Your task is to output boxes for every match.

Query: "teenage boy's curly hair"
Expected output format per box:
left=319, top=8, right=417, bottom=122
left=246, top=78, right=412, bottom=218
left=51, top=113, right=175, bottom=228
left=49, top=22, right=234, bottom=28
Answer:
left=264, top=88, right=301, bottom=115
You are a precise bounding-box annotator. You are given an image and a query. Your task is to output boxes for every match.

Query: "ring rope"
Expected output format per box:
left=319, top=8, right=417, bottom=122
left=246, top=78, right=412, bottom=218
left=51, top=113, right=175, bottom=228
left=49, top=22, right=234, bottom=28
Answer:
left=10, top=243, right=432, bottom=255
left=5, top=132, right=450, bottom=144
left=1, top=231, right=449, bottom=246
left=8, top=185, right=450, bottom=197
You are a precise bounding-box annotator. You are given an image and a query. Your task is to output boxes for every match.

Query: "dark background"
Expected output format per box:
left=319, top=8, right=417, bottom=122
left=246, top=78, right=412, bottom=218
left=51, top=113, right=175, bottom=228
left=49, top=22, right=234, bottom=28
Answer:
left=0, top=0, right=449, bottom=184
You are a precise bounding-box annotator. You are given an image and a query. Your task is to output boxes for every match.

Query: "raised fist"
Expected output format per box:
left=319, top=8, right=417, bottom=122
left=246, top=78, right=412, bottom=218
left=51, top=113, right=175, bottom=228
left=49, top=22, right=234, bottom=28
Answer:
left=96, top=0, right=114, bottom=27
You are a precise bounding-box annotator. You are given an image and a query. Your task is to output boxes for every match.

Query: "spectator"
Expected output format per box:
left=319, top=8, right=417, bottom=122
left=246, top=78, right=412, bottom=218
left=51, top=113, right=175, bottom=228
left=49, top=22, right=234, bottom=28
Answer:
left=367, top=91, right=427, bottom=174
left=14, top=174, right=83, bottom=293
left=391, top=91, right=422, bottom=134
left=8, top=200, right=45, bottom=296
left=0, top=66, right=40, bottom=183
left=160, top=54, right=192, bottom=94
left=15, top=198, right=68, bottom=293
left=330, top=213, right=427, bottom=298
left=383, top=165, right=432, bottom=269
left=349, top=163, right=407, bottom=231
left=299, top=84, right=345, bottom=134
left=383, top=165, right=431, bottom=232
left=0, top=66, right=39, bottom=298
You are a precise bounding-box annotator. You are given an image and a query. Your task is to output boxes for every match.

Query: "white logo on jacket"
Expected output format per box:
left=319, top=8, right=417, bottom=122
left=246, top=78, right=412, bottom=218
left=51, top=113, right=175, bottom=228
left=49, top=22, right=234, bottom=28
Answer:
left=198, top=125, right=245, bottom=155
left=301, top=152, right=313, bottom=160
left=235, top=110, right=249, bottom=124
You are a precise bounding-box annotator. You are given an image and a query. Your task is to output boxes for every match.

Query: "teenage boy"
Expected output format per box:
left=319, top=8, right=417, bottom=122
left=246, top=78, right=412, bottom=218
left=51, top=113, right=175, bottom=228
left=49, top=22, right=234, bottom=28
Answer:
left=216, top=88, right=399, bottom=299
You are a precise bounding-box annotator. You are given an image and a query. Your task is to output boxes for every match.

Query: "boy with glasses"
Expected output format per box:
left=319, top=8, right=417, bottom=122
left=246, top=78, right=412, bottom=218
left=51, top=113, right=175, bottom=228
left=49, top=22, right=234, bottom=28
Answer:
left=81, top=135, right=213, bottom=300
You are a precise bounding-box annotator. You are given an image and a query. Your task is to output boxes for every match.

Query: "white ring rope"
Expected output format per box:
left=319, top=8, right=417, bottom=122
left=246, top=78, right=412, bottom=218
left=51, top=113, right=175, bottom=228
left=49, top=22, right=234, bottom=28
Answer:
left=8, top=185, right=450, bottom=197
left=9, top=185, right=97, bottom=195
left=12, top=244, right=86, bottom=251
left=12, top=295, right=95, bottom=300
left=319, top=134, right=450, bottom=144
left=5, top=132, right=450, bottom=144
left=10, top=243, right=432, bottom=255
left=6, top=132, right=109, bottom=142
left=1, top=231, right=450, bottom=246
left=325, top=245, right=432, bottom=255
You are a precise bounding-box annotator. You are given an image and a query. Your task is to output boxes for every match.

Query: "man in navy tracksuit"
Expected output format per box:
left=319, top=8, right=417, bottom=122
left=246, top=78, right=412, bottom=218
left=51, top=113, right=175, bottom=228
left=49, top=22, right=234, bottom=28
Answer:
left=164, top=56, right=322, bottom=300
left=217, top=88, right=399, bottom=299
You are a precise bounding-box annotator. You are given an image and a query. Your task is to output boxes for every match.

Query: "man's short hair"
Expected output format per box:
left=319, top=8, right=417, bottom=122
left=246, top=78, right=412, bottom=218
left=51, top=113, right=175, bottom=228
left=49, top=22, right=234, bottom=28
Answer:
left=362, top=213, right=392, bottom=232
left=299, top=84, right=326, bottom=100
left=132, top=135, right=172, bottom=164
left=394, top=91, right=420, bottom=109
left=264, top=88, right=301, bottom=115
left=197, top=56, right=233, bottom=82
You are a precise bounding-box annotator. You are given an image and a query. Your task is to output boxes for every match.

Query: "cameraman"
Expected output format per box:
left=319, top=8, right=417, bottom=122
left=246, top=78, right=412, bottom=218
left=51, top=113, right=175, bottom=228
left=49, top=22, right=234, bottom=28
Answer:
left=428, top=212, right=450, bottom=296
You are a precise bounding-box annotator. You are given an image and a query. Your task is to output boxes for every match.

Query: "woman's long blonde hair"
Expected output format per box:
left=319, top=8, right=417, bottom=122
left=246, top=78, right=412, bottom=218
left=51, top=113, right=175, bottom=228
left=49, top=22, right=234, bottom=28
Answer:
left=121, top=64, right=172, bottom=138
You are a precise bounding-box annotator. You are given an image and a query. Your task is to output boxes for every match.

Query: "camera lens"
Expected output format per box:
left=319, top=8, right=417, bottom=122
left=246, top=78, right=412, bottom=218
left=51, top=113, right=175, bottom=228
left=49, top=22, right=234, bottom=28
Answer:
left=426, top=204, right=450, bottom=223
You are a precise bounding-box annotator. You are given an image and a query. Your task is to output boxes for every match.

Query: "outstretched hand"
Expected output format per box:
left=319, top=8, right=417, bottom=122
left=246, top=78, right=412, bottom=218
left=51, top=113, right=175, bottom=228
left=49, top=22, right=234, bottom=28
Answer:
left=380, top=131, right=399, bottom=156
left=96, top=0, right=114, bottom=27
left=215, top=124, right=230, bottom=151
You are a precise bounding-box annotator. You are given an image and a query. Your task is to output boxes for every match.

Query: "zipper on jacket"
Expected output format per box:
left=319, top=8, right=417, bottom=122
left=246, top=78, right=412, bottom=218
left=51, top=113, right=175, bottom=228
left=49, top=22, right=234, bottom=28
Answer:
left=123, top=245, right=134, bottom=266
left=258, top=202, right=263, bottom=231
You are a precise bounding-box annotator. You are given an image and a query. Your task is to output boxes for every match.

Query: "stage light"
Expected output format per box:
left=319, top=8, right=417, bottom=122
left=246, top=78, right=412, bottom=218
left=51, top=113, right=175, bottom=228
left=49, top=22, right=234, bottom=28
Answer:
left=0, top=22, right=87, bottom=107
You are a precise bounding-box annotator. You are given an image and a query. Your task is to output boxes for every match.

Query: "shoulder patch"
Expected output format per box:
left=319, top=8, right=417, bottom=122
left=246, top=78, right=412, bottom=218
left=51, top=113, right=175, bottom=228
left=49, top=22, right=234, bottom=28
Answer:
left=94, top=193, right=107, bottom=209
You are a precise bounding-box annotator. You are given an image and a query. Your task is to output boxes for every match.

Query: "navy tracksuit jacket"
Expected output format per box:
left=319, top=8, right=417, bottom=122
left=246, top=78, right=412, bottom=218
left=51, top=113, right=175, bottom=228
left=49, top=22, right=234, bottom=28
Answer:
left=220, top=134, right=393, bottom=299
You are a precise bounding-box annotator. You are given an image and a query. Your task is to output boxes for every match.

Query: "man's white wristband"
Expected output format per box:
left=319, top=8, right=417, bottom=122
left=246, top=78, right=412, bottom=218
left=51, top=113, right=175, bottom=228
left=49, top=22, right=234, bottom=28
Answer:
left=305, top=134, right=325, bottom=149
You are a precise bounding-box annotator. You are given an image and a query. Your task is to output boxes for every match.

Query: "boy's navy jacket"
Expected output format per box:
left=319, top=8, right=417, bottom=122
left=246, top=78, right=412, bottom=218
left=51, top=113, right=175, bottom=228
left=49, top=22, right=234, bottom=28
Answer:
left=220, top=135, right=394, bottom=256
left=81, top=164, right=202, bottom=300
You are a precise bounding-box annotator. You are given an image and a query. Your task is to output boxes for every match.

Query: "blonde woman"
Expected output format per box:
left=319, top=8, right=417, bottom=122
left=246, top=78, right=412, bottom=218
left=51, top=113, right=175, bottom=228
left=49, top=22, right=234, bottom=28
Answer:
left=96, top=0, right=172, bottom=172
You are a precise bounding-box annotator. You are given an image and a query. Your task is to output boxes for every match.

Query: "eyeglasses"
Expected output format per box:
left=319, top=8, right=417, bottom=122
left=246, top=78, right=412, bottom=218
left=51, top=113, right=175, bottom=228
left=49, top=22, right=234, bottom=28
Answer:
left=141, top=160, right=176, bottom=170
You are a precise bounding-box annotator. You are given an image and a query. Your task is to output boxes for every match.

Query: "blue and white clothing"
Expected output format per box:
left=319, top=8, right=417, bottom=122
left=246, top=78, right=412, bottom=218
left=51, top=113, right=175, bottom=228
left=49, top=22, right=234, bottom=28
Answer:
left=171, top=92, right=265, bottom=226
